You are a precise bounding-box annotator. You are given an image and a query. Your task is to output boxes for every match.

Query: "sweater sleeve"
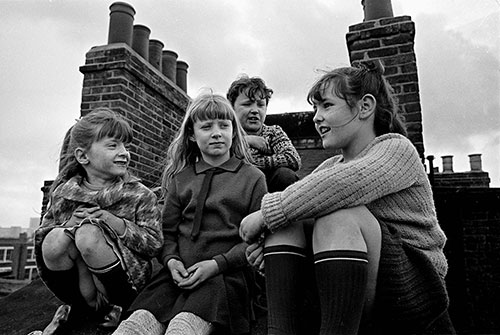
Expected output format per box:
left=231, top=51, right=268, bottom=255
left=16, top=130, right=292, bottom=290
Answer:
left=252, top=125, right=302, bottom=171
left=213, top=170, right=268, bottom=272
left=261, top=135, right=422, bottom=231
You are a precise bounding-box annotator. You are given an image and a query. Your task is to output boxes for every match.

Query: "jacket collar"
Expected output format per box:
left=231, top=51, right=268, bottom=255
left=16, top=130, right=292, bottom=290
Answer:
left=194, top=156, right=243, bottom=174
left=57, top=173, right=140, bottom=208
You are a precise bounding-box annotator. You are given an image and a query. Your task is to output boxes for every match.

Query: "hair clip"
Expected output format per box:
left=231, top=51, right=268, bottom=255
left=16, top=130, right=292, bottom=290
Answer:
left=353, top=59, right=385, bottom=75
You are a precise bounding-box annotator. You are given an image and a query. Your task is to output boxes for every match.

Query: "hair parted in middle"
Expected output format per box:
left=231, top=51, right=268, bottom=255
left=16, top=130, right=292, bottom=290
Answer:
left=161, top=92, right=252, bottom=191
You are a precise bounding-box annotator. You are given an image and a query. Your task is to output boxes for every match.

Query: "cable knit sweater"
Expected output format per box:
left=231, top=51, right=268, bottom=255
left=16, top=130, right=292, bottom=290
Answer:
left=261, top=133, right=448, bottom=278
left=250, top=124, right=302, bottom=171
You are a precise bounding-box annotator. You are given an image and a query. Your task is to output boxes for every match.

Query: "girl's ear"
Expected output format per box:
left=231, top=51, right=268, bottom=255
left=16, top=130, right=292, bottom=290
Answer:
left=188, top=134, right=196, bottom=142
left=359, top=94, right=376, bottom=120
left=74, top=147, right=89, bottom=165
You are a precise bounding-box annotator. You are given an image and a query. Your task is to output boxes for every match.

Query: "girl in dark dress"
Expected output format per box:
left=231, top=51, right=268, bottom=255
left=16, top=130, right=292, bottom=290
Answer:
left=114, top=93, right=267, bottom=335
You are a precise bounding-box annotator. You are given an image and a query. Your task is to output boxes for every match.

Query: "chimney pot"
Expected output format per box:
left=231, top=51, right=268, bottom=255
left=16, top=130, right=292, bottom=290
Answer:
left=176, top=60, right=189, bottom=92
left=107, top=2, right=136, bottom=45
left=148, top=39, right=164, bottom=70
left=132, top=25, right=151, bottom=60
left=162, top=50, right=178, bottom=82
left=361, top=0, right=394, bottom=21
left=469, top=154, right=483, bottom=171
left=441, top=155, right=454, bottom=173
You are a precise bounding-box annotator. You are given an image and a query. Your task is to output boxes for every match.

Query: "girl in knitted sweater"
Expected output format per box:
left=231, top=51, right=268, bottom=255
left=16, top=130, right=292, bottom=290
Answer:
left=240, top=60, right=454, bottom=335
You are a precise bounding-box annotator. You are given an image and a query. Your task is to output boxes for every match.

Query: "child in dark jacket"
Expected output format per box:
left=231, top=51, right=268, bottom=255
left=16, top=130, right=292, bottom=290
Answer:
left=114, top=93, right=267, bottom=335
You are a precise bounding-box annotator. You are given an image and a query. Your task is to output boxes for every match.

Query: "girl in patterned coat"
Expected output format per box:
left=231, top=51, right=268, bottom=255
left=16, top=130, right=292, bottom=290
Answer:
left=33, top=108, right=163, bottom=333
left=113, top=93, right=267, bottom=335
left=240, top=60, right=454, bottom=335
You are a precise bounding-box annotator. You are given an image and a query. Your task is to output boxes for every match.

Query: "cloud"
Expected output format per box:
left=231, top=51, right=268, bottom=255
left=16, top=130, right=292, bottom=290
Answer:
left=0, top=1, right=499, bottom=230
left=414, top=13, right=500, bottom=177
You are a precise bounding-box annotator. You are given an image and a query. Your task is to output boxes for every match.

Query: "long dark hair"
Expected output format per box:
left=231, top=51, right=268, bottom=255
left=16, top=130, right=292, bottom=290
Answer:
left=307, top=60, right=407, bottom=136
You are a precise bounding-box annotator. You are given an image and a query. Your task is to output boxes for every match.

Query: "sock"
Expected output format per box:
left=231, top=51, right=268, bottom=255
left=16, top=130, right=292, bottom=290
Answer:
left=113, top=309, right=166, bottom=335
left=166, top=312, right=213, bottom=335
left=89, top=259, right=137, bottom=310
left=264, top=245, right=307, bottom=335
left=45, top=267, right=88, bottom=308
left=314, top=250, right=368, bottom=335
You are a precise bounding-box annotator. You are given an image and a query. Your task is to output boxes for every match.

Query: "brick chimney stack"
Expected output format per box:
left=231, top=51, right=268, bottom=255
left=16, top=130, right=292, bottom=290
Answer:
left=346, top=0, right=425, bottom=160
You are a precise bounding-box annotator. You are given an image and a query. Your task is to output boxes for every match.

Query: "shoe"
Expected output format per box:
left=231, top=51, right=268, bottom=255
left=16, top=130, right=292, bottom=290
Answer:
left=26, top=332, right=42, bottom=335
left=99, top=304, right=122, bottom=329
left=42, top=304, right=71, bottom=335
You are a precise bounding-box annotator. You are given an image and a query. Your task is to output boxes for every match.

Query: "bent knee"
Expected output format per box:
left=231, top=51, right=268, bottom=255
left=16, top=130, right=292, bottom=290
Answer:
left=42, top=229, right=73, bottom=259
left=265, top=221, right=306, bottom=248
left=74, top=224, right=106, bottom=256
left=313, top=206, right=380, bottom=252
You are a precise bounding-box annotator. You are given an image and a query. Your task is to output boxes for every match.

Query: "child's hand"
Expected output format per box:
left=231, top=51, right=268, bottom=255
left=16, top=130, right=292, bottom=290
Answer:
left=66, top=205, right=100, bottom=227
left=91, top=209, right=125, bottom=233
left=246, top=241, right=264, bottom=272
left=167, top=259, right=190, bottom=284
left=245, top=135, right=271, bottom=154
left=177, top=260, right=219, bottom=290
left=240, top=210, right=266, bottom=243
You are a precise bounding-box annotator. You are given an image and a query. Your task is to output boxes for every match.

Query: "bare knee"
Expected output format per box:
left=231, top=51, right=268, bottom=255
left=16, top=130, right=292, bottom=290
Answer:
left=74, top=224, right=106, bottom=259
left=265, top=221, right=306, bottom=248
left=42, top=228, right=76, bottom=269
left=312, top=206, right=380, bottom=253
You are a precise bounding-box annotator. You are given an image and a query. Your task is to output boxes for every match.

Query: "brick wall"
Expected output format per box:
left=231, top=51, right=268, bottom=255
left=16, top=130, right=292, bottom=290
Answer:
left=346, top=16, right=425, bottom=160
left=433, top=171, right=491, bottom=188
left=434, top=188, right=500, bottom=334
left=79, top=43, right=189, bottom=189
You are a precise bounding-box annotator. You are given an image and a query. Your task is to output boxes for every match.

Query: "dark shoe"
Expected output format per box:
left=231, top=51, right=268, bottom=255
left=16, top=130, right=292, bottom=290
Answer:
left=42, top=304, right=71, bottom=335
left=99, top=304, right=122, bottom=329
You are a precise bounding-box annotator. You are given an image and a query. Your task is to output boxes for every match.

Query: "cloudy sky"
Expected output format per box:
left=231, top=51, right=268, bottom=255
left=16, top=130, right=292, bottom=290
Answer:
left=0, top=0, right=499, bottom=228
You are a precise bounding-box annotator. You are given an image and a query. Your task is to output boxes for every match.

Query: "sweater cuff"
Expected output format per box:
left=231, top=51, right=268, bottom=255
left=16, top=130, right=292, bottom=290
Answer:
left=212, top=254, right=227, bottom=273
left=261, top=192, right=289, bottom=232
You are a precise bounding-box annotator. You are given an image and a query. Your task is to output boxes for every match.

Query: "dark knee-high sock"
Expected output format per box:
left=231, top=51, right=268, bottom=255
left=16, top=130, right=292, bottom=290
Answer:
left=314, top=250, right=368, bottom=335
left=46, top=267, right=88, bottom=308
left=89, top=259, right=136, bottom=309
left=264, top=245, right=307, bottom=335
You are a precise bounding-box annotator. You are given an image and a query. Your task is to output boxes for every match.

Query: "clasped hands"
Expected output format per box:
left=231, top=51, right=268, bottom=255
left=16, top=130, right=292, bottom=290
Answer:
left=167, top=258, right=219, bottom=290
left=66, top=205, right=123, bottom=231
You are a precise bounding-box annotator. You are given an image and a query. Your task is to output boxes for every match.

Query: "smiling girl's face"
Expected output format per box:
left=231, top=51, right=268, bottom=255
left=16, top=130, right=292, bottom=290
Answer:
left=76, top=136, right=130, bottom=187
left=191, top=118, right=233, bottom=166
left=312, top=85, right=363, bottom=152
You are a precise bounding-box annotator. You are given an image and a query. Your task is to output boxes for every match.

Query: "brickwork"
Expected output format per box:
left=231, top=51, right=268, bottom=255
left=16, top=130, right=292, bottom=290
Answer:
left=434, top=188, right=500, bottom=334
left=433, top=171, right=491, bottom=188
left=79, top=43, right=190, bottom=188
left=346, top=16, right=425, bottom=159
